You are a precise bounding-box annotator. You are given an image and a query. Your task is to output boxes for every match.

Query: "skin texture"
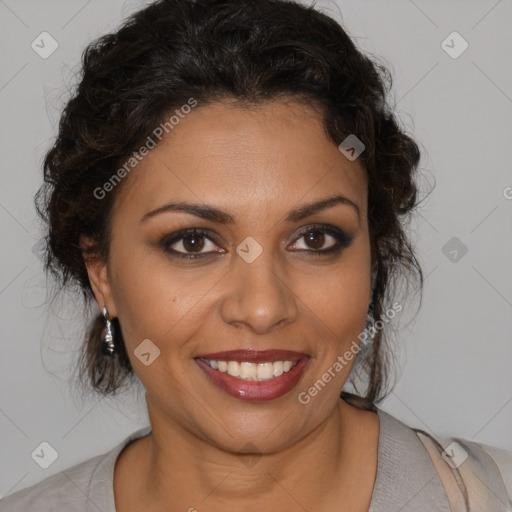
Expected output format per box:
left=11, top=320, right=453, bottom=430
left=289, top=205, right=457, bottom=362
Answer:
left=83, top=99, right=380, bottom=511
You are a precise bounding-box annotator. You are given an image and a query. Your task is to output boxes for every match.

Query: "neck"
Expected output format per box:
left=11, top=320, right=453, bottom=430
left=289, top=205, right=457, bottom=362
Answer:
left=134, top=399, right=377, bottom=511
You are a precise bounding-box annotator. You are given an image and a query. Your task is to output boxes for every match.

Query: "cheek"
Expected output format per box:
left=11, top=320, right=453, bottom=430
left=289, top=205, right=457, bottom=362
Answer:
left=294, top=267, right=370, bottom=399
left=108, top=241, right=219, bottom=349
left=295, top=252, right=371, bottom=338
left=295, top=271, right=370, bottom=355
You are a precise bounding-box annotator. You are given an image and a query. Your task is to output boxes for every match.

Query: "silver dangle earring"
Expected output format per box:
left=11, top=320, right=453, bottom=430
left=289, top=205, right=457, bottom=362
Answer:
left=102, top=304, right=116, bottom=356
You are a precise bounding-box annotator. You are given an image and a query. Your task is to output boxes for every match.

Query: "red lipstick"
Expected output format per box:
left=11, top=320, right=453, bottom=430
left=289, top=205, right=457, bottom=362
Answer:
left=194, top=349, right=310, bottom=401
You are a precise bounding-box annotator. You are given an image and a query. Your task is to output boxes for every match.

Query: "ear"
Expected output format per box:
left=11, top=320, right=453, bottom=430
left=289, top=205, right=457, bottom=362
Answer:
left=80, top=235, right=117, bottom=318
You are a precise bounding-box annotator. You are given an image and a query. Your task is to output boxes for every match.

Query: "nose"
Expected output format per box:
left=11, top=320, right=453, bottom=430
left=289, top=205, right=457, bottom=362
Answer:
left=220, top=249, right=299, bottom=335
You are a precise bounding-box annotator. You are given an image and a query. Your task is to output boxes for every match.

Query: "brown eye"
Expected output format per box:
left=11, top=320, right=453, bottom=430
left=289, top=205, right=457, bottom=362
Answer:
left=182, top=232, right=205, bottom=252
left=289, top=225, right=353, bottom=256
left=303, top=229, right=326, bottom=250
left=160, top=228, right=224, bottom=259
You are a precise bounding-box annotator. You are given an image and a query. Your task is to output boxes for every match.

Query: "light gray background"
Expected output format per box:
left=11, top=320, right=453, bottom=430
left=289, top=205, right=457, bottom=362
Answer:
left=1, top=0, right=511, bottom=498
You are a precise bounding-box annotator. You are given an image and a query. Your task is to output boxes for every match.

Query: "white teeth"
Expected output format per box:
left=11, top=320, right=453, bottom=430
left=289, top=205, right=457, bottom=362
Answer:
left=257, top=362, right=274, bottom=380
left=227, top=361, right=239, bottom=376
left=273, top=361, right=284, bottom=377
left=239, top=362, right=256, bottom=379
left=203, top=359, right=298, bottom=381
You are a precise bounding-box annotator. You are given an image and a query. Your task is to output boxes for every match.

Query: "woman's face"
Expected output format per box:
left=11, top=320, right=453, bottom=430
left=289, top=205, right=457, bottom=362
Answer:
left=88, top=98, right=373, bottom=452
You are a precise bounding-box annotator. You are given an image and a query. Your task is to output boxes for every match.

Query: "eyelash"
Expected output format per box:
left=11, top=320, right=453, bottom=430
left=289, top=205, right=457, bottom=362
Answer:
left=159, top=224, right=353, bottom=260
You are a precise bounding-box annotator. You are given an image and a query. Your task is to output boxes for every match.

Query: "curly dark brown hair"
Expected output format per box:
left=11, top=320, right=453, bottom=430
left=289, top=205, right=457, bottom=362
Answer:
left=35, top=0, right=425, bottom=408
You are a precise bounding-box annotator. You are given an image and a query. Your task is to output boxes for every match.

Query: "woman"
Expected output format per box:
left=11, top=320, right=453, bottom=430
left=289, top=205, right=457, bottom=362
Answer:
left=1, top=0, right=510, bottom=510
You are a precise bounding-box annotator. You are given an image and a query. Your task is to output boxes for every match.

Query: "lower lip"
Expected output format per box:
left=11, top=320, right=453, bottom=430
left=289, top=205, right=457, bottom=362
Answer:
left=195, top=358, right=309, bottom=401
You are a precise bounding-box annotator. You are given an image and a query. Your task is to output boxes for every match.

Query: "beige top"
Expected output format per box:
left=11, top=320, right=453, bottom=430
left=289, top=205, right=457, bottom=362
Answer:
left=1, top=407, right=511, bottom=511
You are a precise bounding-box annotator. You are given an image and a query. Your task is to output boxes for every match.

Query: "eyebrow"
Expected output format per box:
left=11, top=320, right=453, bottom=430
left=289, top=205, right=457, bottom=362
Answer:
left=140, top=194, right=360, bottom=224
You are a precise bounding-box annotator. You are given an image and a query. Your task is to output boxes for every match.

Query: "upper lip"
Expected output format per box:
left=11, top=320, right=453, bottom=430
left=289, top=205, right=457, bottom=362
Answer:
left=194, top=349, right=309, bottom=364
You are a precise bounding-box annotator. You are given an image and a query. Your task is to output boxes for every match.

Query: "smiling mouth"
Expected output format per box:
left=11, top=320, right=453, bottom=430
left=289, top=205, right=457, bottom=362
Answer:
left=194, top=349, right=310, bottom=401
left=197, top=358, right=299, bottom=381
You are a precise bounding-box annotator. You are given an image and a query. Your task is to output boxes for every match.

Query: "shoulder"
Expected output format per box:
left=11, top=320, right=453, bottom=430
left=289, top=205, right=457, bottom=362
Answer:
left=370, top=407, right=454, bottom=511
left=417, top=431, right=512, bottom=511
left=477, top=443, right=512, bottom=499
left=0, top=453, right=109, bottom=512
left=376, top=408, right=512, bottom=512
left=0, top=426, right=152, bottom=512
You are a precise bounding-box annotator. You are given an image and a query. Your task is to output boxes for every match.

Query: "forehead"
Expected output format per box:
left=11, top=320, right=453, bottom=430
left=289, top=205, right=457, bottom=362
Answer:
left=111, top=99, right=367, bottom=223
